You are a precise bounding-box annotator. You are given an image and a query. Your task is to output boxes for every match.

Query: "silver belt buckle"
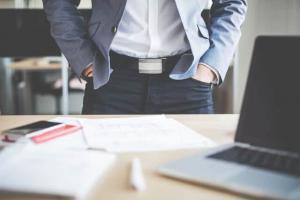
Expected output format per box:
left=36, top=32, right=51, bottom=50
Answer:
left=138, top=59, right=163, bottom=74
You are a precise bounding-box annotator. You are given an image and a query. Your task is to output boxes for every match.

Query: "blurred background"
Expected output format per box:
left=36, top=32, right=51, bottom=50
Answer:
left=0, top=0, right=299, bottom=115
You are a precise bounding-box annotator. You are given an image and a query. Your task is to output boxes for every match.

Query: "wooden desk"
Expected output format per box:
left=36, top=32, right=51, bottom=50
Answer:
left=9, top=58, right=61, bottom=71
left=0, top=115, right=251, bottom=200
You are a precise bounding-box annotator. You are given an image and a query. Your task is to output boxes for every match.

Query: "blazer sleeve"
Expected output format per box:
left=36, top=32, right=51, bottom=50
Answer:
left=42, top=0, right=96, bottom=78
left=200, top=0, right=247, bottom=84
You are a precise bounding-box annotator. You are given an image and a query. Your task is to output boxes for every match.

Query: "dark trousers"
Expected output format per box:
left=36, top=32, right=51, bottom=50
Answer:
left=82, top=60, right=214, bottom=114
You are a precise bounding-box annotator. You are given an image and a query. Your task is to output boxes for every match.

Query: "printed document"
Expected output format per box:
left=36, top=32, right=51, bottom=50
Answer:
left=81, top=116, right=216, bottom=152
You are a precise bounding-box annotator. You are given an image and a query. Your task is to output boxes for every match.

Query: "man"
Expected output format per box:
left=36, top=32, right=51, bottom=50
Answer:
left=43, top=0, right=247, bottom=114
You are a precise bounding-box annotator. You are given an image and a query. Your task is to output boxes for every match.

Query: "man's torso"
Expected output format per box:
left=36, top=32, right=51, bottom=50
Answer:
left=110, top=0, right=191, bottom=58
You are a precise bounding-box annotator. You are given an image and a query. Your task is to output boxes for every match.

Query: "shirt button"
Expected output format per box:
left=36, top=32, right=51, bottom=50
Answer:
left=112, top=26, right=117, bottom=33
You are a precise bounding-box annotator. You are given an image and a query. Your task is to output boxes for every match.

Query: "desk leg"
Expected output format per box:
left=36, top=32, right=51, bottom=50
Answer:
left=0, top=58, right=14, bottom=114
left=61, top=55, right=69, bottom=115
left=18, top=71, right=33, bottom=114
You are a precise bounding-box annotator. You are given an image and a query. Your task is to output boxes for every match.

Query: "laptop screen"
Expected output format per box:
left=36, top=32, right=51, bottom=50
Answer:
left=235, top=36, right=300, bottom=154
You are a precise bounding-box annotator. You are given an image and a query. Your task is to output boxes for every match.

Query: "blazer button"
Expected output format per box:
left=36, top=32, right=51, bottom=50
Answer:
left=112, top=26, right=117, bottom=33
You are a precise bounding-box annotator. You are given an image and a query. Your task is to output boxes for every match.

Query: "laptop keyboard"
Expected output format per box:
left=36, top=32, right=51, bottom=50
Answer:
left=208, top=146, right=300, bottom=176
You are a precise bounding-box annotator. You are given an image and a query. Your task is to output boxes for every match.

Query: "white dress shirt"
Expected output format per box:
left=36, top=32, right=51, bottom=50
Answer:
left=110, top=0, right=190, bottom=58
left=110, top=0, right=219, bottom=83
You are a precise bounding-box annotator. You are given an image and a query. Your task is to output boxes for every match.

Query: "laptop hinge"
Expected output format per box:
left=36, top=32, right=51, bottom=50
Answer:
left=235, top=143, right=300, bottom=158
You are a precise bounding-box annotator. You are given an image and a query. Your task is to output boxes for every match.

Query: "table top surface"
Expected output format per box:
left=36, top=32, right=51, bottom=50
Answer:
left=0, top=114, right=252, bottom=200
left=9, top=58, right=61, bottom=71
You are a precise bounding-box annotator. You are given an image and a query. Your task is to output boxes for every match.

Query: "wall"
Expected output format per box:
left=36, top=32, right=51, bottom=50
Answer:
left=234, top=0, right=300, bottom=113
left=0, top=0, right=14, bottom=7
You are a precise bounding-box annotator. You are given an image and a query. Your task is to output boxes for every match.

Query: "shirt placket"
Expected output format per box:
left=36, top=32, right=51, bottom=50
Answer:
left=147, top=0, right=160, bottom=57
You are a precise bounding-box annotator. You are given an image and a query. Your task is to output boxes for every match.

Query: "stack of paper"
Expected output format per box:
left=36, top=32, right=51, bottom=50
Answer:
left=0, top=142, right=115, bottom=199
left=79, top=116, right=216, bottom=152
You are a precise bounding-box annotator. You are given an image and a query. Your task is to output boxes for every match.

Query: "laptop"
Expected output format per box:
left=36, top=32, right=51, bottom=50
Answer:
left=158, top=36, right=300, bottom=200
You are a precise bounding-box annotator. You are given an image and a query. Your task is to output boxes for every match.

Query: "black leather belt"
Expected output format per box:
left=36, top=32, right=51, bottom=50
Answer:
left=110, top=51, right=183, bottom=74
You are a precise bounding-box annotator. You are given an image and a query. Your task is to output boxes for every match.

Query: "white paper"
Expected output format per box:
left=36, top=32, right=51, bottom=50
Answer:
left=82, top=116, right=216, bottom=152
left=0, top=142, right=115, bottom=200
left=0, top=140, right=12, bottom=150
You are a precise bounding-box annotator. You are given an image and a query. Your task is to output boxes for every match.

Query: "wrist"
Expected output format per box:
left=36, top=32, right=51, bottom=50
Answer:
left=193, top=64, right=216, bottom=83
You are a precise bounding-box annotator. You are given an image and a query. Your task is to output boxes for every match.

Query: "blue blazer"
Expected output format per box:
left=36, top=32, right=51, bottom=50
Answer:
left=43, top=0, right=247, bottom=89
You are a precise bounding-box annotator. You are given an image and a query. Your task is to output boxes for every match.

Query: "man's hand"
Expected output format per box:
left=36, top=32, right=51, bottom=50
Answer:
left=83, top=64, right=93, bottom=78
left=83, top=64, right=216, bottom=82
left=192, top=64, right=216, bottom=83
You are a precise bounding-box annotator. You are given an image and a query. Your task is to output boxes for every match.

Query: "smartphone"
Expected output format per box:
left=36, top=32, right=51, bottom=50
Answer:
left=2, top=121, right=62, bottom=141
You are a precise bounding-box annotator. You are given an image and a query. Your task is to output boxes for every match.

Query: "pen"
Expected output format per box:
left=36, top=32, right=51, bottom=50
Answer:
left=130, top=158, right=146, bottom=191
